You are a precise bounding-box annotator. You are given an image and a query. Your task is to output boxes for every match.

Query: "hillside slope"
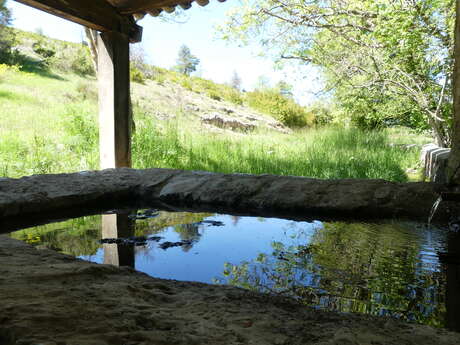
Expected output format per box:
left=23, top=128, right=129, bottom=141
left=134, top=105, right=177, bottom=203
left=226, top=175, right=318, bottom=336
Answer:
left=7, top=28, right=292, bottom=134
left=0, top=29, right=424, bottom=181
left=131, top=78, right=289, bottom=133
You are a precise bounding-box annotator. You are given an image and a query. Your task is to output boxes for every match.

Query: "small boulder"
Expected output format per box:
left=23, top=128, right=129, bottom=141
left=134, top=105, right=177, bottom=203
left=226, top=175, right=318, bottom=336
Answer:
left=201, top=113, right=255, bottom=132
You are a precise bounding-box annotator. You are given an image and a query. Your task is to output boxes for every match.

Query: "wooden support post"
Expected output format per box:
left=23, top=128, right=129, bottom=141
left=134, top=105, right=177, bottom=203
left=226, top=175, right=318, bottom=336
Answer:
left=448, top=1, right=460, bottom=184
left=97, top=31, right=132, bottom=169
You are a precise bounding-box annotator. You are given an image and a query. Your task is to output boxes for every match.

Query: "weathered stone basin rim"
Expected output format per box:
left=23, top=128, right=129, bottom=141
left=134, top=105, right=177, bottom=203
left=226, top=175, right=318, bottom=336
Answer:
left=0, top=168, right=455, bottom=231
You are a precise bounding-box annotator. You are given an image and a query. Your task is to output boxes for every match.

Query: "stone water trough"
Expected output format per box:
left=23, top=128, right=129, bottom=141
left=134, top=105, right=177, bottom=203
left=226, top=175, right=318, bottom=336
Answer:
left=0, top=167, right=457, bottom=230
left=2, top=168, right=460, bottom=345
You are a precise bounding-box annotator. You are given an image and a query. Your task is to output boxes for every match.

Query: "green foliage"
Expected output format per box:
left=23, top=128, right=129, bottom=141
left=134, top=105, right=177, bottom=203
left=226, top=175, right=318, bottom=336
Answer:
left=0, top=0, right=10, bottom=26
left=0, top=63, right=18, bottom=82
left=175, top=44, right=200, bottom=76
left=130, top=45, right=151, bottom=83
left=0, top=1, right=16, bottom=64
left=309, top=102, right=334, bottom=127
left=131, top=65, right=146, bottom=84
left=151, top=69, right=166, bottom=85
left=220, top=0, right=455, bottom=145
left=179, top=77, right=193, bottom=91
left=223, top=88, right=243, bottom=105
left=68, top=46, right=94, bottom=76
left=32, top=40, right=56, bottom=60
left=11, top=215, right=102, bottom=256
left=133, top=113, right=420, bottom=182
left=0, top=29, right=427, bottom=182
left=246, top=89, right=312, bottom=127
left=10, top=211, right=212, bottom=258
left=14, top=30, right=95, bottom=76
left=62, top=104, right=98, bottom=153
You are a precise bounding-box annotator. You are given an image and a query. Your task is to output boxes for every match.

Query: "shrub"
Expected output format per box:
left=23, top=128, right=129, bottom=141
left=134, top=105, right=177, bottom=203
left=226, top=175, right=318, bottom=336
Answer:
left=150, top=67, right=167, bottom=85
left=40, top=40, right=95, bottom=76
left=222, top=88, right=244, bottom=105
left=0, top=24, right=17, bottom=64
left=69, top=47, right=94, bottom=76
left=63, top=104, right=98, bottom=150
left=246, top=89, right=312, bottom=128
left=179, top=77, right=193, bottom=91
left=32, top=40, right=55, bottom=60
left=208, top=90, right=222, bottom=101
left=310, top=103, right=334, bottom=127
left=131, top=66, right=146, bottom=84
left=0, top=63, right=18, bottom=82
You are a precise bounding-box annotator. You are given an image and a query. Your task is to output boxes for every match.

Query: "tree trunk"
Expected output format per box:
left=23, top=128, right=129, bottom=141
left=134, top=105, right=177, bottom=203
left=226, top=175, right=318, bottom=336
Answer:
left=448, top=1, right=460, bottom=184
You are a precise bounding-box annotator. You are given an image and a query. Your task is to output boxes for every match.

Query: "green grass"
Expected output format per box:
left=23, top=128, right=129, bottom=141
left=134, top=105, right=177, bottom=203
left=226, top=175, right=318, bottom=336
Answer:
left=0, top=68, right=99, bottom=176
left=0, top=63, right=426, bottom=182
left=133, top=116, right=421, bottom=181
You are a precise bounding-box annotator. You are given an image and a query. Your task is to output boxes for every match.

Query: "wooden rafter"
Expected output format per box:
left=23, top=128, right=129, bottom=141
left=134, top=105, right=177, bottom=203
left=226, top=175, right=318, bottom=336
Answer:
left=14, top=0, right=142, bottom=42
left=15, top=0, right=228, bottom=29
left=108, top=0, right=225, bottom=14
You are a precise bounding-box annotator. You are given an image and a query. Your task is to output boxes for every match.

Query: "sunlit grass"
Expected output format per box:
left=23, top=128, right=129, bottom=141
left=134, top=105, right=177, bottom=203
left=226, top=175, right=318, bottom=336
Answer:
left=0, top=68, right=425, bottom=182
left=133, top=117, right=421, bottom=182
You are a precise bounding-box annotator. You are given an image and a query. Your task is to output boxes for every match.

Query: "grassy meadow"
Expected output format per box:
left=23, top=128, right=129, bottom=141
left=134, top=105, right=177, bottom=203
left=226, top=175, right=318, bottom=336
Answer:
left=0, top=62, right=430, bottom=182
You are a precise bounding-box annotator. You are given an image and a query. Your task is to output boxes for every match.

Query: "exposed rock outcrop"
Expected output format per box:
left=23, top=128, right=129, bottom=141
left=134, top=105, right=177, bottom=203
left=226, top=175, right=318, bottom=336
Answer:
left=201, top=112, right=256, bottom=132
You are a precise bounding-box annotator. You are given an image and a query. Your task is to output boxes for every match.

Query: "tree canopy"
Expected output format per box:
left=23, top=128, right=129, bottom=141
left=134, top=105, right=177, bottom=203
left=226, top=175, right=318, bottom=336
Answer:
left=0, top=0, right=15, bottom=63
left=175, top=44, right=200, bottom=76
left=221, top=0, right=455, bottom=146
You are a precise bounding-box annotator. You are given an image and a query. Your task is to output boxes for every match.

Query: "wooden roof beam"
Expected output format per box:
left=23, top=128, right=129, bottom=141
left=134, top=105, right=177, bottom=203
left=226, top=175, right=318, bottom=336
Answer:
left=14, top=0, right=143, bottom=42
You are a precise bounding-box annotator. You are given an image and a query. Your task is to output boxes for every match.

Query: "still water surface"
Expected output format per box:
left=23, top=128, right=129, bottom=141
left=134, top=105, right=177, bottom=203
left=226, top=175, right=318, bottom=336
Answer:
left=10, top=210, right=460, bottom=330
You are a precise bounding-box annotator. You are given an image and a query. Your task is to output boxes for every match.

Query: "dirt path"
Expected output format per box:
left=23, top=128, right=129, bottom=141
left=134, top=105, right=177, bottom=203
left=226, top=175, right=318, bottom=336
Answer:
left=1, top=236, right=459, bottom=345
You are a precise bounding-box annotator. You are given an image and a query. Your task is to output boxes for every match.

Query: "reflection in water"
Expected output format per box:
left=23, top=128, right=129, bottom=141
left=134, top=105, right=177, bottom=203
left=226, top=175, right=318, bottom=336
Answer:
left=101, top=212, right=136, bottom=268
left=218, top=222, right=450, bottom=329
left=8, top=211, right=460, bottom=331
left=174, top=223, right=201, bottom=252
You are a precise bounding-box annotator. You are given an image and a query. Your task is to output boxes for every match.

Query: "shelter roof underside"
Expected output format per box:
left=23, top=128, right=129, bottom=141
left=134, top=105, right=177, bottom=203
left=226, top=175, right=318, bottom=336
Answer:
left=14, top=0, right=227, bottom=42
left=108, top=0, right=226, bottom=17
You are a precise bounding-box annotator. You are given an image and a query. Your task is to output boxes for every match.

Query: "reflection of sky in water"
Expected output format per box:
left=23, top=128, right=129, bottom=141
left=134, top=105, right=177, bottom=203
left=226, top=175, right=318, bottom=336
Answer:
left=82, top=215, right=323, bottom=283
left=12, top=212, right=456, bottom=329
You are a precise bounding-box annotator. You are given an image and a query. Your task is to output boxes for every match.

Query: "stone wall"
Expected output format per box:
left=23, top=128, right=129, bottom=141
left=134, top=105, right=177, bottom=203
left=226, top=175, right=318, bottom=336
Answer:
left=421, top=144, right=451, bottom=183
left=0, top=168, right=455, bottom=232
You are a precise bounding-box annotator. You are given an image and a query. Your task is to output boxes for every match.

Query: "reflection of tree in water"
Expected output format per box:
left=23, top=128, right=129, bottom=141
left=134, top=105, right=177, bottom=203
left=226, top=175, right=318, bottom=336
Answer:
left=10, top=216, right=101, bottom=256
left=12, top=212, right=212, bottom=257
left=219, top=222, right=446, bottom=328
left=174, top=223, right=202, bottom=252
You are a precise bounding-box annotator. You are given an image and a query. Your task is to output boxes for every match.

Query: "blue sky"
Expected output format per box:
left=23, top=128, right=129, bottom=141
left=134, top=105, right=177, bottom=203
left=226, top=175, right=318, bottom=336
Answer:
left=7, top=0, right=321, bottom=104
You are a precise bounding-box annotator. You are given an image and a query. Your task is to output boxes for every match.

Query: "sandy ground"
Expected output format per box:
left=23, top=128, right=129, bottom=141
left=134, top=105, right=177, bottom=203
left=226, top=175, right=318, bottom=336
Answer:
left=1, top=236, right=460, bottom=345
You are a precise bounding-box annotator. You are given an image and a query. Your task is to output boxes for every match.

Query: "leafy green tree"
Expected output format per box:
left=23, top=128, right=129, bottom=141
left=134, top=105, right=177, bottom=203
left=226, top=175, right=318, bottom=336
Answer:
left=0, top=0, right=16, bottom=63
left=175, top=44, right=199, bottom=76
left=221, top=0, right=455, bottom=146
